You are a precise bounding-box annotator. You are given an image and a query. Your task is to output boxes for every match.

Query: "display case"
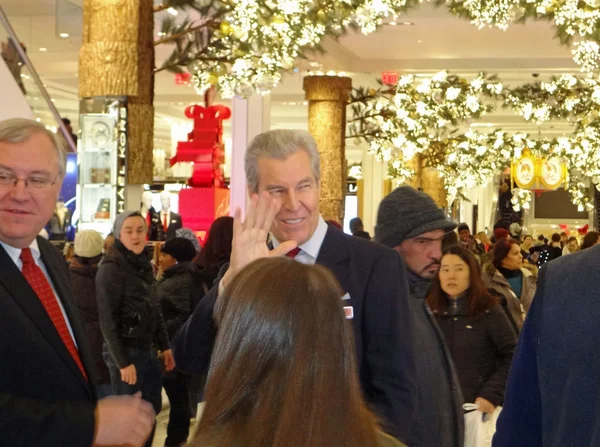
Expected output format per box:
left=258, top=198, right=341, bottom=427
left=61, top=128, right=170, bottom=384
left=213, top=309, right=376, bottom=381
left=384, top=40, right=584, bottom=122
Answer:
left=77, top=98, right=127, bottom=235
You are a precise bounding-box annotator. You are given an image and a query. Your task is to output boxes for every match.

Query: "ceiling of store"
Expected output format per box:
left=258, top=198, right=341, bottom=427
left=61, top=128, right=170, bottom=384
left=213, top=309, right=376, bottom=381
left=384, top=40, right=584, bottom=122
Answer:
left=2, top=1, right=581, bottom=166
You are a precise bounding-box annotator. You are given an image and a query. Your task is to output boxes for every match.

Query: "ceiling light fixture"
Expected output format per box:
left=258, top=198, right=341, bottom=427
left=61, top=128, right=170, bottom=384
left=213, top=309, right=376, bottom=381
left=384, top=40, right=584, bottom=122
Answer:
left=400, top=22, right=414, bottom=26
left=39, top=47, right=47, bottom=52
left=167, top=7, right=178, bottom=15
left=59, top=33, right=69, bottom=38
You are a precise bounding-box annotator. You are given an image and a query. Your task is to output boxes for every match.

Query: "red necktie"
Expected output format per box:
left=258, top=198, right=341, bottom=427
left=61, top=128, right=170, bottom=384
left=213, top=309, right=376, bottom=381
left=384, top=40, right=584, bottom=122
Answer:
left=20, top=248, right=87, bottom=380
left=286, top=247, right=301, bottom=258
left=163, top=213, right=168, bottom=232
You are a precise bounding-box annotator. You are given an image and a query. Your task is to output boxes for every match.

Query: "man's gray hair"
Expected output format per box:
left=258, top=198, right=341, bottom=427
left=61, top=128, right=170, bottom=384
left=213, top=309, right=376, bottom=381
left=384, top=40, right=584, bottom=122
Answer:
left=0, top=118, right=67, bottom=177
left=245, top=129, right=321, bottom=193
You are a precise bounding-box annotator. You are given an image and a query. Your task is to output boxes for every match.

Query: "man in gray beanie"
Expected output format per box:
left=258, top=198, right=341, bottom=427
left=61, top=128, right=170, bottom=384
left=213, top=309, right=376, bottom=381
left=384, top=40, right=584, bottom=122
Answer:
left=376, top=185, right=464, bottom=447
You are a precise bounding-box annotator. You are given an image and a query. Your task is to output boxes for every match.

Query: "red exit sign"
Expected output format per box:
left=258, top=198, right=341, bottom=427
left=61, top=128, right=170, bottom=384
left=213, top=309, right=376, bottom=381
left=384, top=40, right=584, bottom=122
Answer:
left=382, top=71, right=399, bottom=85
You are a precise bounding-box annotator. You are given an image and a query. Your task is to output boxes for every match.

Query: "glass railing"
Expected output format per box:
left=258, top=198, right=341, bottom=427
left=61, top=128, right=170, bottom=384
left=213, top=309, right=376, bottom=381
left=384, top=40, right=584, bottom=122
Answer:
left=0, top=6, right=77, bottom=153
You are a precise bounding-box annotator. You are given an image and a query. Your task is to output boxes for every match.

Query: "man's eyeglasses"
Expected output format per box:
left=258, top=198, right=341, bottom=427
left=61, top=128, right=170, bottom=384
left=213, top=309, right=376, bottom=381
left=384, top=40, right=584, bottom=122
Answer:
left=0, top=170, right=58, bottom=190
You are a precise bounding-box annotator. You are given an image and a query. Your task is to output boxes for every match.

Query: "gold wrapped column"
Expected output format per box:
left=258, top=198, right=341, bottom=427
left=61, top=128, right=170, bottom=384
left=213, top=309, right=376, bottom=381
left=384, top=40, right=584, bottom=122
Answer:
left=79, top=0, right=154, bottom=184
left=404, top=154, right=447, bottom=208
left=303, top=75, right=352, bottom=223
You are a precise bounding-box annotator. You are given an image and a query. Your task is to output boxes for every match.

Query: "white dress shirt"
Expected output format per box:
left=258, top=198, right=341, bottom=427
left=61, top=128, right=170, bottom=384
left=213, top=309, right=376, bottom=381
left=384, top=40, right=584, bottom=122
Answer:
left=271, top=216, right=329, bottom=265
left=0, top=239, right=77, bottom=344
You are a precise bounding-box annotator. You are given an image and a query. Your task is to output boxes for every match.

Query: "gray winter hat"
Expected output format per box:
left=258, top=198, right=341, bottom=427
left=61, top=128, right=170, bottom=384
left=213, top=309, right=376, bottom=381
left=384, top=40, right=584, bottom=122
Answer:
left=113, top=210, right=146, bottom=240
left=375, top=185, right=457, bottom=248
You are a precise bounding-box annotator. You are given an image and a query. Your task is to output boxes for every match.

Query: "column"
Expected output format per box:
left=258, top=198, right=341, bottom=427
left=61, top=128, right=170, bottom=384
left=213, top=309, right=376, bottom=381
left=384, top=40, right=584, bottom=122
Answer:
left=230, top=94, right=271, bottom=217
left=303, top=75, right=352, bottom=223
left=361, top=151, right=388, bottom=234
left=78, top=0, right=154, bottom=184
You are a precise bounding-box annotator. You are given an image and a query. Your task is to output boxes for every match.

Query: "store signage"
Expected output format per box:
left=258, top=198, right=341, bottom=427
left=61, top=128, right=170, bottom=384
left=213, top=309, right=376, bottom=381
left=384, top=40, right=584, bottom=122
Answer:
left=382, top=71, right=399, bottom=86
left=511, top=151, right=566, bottom=191
left=116, top=103, right=127, bottom=214
left=346, top=179, right=358, bottom=195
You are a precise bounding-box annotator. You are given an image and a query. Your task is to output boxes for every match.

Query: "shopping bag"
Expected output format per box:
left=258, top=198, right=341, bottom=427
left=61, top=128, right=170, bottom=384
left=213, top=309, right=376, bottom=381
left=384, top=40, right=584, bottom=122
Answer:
left=463, top=403, right=502, bottom=447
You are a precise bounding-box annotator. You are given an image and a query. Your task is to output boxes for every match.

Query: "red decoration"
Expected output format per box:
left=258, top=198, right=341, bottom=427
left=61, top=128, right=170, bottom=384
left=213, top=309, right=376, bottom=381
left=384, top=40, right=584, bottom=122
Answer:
left=559, top=224, right=569, bottom=231
left=382, top=71, right=399, bottom=85
left=170, top=104, right=231, bottom=188
left=175, top=72, right=192, bottom=85
left=578, top=224, right=589, bottom=235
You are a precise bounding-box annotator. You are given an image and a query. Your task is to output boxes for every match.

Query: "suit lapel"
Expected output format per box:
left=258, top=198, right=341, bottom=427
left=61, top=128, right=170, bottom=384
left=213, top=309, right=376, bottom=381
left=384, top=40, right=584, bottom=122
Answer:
left=0, top=241, right=91, bottom=395
left=316, top=226, right=350, bottom=291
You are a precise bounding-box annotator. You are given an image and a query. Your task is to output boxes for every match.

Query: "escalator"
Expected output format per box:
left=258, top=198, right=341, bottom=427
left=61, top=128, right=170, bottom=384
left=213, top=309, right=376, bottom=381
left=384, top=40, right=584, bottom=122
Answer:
left=0, top=6, right=76, bottom=152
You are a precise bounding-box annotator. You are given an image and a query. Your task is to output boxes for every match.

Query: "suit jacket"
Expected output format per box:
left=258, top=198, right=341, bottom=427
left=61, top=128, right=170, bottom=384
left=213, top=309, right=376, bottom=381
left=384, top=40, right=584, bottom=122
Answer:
left=165, top=211, right=183, bottom=240
left=0, top=237, right=97, bottom=446
left=493, top=244, right=600, bottom=447
left=173, top=225, right=417, bottom=441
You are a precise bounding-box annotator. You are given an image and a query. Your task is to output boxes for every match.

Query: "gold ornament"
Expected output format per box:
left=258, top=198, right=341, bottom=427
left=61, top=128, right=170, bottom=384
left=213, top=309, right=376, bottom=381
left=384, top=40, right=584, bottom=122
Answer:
left=220, top=21, right=232, bottom=36
left=272, top=15, right=286, bottom=24
left=207, top=74, right=218, bottom=85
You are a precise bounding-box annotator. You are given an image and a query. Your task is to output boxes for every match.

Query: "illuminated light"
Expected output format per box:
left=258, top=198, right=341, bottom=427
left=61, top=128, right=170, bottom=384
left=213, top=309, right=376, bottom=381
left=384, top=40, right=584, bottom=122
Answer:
left=66, top=161, right=76, bottom=174
left=39, top=47, right=47, bottom=52
left=167, top=7, right=178, bottom=15
left=59, top=33, right=69, bottom=38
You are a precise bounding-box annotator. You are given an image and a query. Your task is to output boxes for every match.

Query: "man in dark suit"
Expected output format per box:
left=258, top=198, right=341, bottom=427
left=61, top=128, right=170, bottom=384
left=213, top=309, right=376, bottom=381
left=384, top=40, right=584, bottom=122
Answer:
left=0, top=118, right=154, bottom=446
left=493, top=244, right=600, bottom=446
left=173, top=129, right=417, bottom=442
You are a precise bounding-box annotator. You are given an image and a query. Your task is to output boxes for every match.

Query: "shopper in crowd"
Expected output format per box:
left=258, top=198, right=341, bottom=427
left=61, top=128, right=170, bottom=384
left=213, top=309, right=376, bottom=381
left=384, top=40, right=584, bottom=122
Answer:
left=175, top=227, right=202, bottom=258
left=188, top=216, right=234, bottom=412
left=476, top=231, right=491, bottom=253
left=97, top=210, right=175, bottom=447
left=547, top=233, right=563, bottom=261
left=457, top=223, right=484, bottom=256
left=428, top=246, right=516, bottom=414
left=0, top=118, right=154, bottom=446
left=562, top=236, right=578, bottom=255
left=559, top=231, right=568, bottom=248
left=375, top=185, right=464, bottom=447
left=483, top=238, right=536, bottom=331
left=494, top=244, right=600, bottom=446
left=580, top=231, right=600, bottom=250
left=493, top=227, right=510, bottom=242
left=349, top=216, right=371, bottom=240
left=520, top=234, right=534, bottom=258
left=156, top=237, right=197, bottom=447
left=69, top=229, right=111, bottom=398
left=190, top=257, right=405, bottom=447
left=174, top=129, right=416, bottom=442
left=442, top=229, right=459, bottom=251
left=103, top=232, right=115, bottom=253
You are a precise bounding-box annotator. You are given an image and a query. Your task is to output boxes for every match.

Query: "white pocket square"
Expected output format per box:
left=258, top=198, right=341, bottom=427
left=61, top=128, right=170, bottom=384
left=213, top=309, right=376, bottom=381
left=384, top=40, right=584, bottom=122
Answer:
left=341, top=293, right=351, bottom=301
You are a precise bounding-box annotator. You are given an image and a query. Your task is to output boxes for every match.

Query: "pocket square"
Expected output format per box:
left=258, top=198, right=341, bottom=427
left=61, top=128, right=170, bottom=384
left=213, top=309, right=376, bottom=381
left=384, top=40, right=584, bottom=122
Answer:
left=341, top=293, right=351, bottom=301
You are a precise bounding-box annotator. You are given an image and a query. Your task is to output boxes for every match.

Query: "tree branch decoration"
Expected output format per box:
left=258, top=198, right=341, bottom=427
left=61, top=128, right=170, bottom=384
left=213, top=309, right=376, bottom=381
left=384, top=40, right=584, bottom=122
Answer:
left=349, top=71, right=600, bottom=211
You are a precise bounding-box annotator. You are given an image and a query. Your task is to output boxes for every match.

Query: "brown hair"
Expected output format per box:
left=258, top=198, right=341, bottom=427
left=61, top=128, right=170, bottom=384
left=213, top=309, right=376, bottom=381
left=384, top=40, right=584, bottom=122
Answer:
left=491, top=238, right=520, bottom=270
left=427, top=245, right=498, bottom=319
left=581, top=231, right=600, bottom=250
left=192, top=257, right=380, bottom=447
left=196, top=216, right=233, bottom=268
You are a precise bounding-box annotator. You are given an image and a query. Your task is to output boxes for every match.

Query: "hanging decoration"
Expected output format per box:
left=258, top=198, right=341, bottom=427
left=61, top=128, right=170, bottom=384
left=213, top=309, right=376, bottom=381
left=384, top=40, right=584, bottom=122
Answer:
left=510, top=188, right=532, bottom=213
left=349, top=71, right=600, bottom=209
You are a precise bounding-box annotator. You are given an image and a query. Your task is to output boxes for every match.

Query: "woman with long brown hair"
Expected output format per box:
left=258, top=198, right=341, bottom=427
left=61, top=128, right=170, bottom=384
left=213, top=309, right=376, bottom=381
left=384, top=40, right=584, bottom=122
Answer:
left=482, top=238, right=536, bottom=331
left=428, top=246, right=516, bottom=415
left=190, top=257, right=404, bottom=447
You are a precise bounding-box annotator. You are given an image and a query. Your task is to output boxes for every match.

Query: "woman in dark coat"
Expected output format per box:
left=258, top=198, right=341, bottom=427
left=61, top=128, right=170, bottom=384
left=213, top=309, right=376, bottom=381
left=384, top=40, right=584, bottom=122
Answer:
left=156, top=237, right=197, bottom=447
left=428, top=246, right=517, bottom=414
left=68, top=229, right=111, bottom=397
left=96, top=211, right=174, bottom=447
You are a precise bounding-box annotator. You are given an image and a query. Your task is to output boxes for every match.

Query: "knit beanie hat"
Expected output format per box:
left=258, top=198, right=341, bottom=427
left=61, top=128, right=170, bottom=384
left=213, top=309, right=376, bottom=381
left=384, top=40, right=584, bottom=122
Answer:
left=175, top=227, right=202, bottom=252
left=74, top=230, right=104, bottom=258
left=375, top=185, right=457, bottom=248
left=113, top=211, right=145, bottom=240
left=161, top=237, right=197, bottom=263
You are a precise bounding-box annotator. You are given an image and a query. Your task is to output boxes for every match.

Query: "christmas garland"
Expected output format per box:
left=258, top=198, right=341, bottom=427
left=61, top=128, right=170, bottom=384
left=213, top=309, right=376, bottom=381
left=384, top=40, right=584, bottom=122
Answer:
left=349, top=71, right=600, bottom=210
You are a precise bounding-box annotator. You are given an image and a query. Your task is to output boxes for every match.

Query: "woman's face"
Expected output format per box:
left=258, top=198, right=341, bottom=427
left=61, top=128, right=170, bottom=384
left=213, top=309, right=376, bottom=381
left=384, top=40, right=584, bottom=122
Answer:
left=523, top=236, right=533, bottom=247
left=119, top=216, right=147, bottom=255
left=439, top=254, right=471, bottom=299
left=501, top=243, right=523, bottom=270
left=159, top=251, right=177, bottom=270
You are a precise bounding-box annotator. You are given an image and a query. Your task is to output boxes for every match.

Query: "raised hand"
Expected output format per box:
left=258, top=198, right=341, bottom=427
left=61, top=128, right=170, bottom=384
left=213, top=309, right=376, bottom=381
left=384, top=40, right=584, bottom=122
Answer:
left=222, top=192, right=297, bottom=287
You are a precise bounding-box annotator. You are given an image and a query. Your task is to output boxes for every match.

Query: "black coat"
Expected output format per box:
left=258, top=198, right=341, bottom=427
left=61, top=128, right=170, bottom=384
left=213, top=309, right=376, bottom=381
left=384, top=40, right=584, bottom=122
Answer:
left=96, top=242, right=170, bottom=368
left=173, top=225, right=417, bottom=442
left=434, top=298, right=517, bottom=407
left=156, top=262, right=193, bottom=340
left=0, top=238, right=97, bottom=446
left=69, top=255, right=110, bottom=385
